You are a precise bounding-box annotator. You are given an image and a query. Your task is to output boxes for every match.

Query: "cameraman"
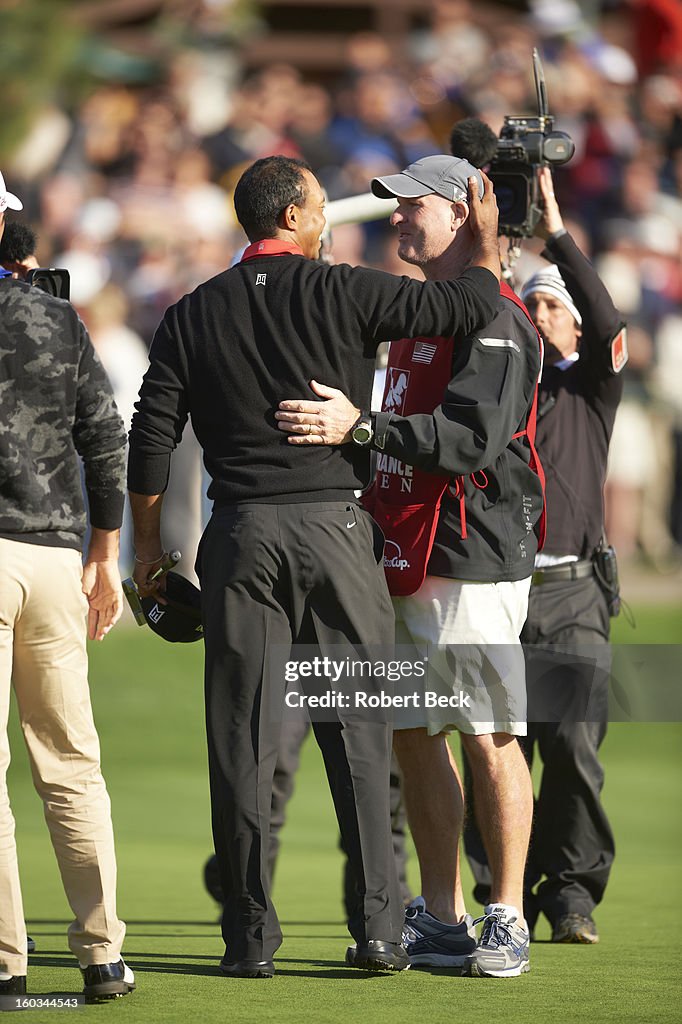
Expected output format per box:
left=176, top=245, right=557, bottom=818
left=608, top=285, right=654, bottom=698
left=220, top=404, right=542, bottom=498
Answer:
left=464, top=166, right=626, bottom=944
left=0, top=186, right=135, bottom=1000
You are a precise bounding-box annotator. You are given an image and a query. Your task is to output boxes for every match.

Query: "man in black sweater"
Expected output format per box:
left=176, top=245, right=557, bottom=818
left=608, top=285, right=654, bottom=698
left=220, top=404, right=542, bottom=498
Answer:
left=128, top=155, right=501, bottom=977
left=464, top=167, right=626, bottom=944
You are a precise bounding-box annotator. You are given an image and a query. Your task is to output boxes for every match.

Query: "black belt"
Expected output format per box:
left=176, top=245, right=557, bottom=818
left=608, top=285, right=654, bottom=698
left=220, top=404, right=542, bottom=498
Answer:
left=532, top=558, right=594, bottom=585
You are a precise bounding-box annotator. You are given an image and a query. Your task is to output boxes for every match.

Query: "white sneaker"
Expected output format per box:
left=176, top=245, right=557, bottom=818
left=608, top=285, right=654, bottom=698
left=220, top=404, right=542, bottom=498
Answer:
left=464, top=905, right=530, bottom=978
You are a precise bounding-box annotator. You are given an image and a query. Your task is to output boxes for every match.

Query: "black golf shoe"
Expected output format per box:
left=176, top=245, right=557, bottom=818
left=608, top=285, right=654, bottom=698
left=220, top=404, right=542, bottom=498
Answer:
left=219, top=958, right=275, bottom=978
left=81, top=959, right=135, bottom=1001
left=346, top=940, right=410, bottom=972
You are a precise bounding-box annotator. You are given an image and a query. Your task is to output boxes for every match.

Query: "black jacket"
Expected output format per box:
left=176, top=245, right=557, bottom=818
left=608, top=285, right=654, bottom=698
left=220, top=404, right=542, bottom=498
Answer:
left=371, top=290, right=544, bottom=582
left=533, top=231, right=625, bottom=558
left=0, top=277, right=126, bottom=549
left=128, top=256, right=498, bottom=504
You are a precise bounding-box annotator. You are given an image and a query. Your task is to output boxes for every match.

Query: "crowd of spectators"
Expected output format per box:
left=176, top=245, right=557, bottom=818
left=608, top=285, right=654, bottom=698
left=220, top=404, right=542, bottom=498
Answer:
left=5, top=0, right=681, bottom=567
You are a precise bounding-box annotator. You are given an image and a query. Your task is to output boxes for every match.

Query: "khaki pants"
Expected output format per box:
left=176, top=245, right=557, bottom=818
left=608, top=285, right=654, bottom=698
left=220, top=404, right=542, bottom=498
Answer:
left=0, top=539, right=125, bottom=976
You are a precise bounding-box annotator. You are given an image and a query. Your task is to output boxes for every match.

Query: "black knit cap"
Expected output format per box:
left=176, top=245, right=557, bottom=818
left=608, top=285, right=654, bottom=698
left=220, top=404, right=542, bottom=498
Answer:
left=140, top=572, right=203, bottom=643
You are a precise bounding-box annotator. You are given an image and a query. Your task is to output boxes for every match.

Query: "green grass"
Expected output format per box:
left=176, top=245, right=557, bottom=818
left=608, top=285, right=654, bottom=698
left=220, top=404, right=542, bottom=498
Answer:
left=5, top=604, right=681, bottom=1023
left=611, top=602, right=682, bottom=643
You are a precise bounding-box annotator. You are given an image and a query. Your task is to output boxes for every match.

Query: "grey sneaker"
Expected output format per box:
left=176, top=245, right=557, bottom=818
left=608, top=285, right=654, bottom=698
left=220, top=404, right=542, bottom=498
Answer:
left=464, top=905, right=530, bottom=978
left=401, top=897, right=476, bottom=968
left=552, top=913, right=599, bottom=944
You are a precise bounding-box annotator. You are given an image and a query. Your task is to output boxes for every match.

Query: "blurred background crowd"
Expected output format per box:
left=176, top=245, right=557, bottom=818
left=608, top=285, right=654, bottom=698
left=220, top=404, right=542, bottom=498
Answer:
left=2, top=0, right=681, bottom=573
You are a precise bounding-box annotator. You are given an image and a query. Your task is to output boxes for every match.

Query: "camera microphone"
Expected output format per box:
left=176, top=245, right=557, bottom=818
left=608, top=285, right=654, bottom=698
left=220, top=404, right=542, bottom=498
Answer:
left=449, top=119, right=499, bottom=169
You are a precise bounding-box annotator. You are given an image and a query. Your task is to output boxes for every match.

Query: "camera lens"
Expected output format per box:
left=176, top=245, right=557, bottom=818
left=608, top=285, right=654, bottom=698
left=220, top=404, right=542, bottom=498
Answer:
left=35, top=273, right=58, bottom=297
left=28, top=269, right=70, bottom=300
left=543, top=132, right=575, bottom=166
left=495, top=184, right=517, bottom=218
left=489, top=171, right=529, bottom=224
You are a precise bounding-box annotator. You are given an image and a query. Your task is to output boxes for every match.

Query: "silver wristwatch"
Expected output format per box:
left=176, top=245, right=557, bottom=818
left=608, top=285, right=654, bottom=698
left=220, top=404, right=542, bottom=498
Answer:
left=351, top=413, right=373, bottom=446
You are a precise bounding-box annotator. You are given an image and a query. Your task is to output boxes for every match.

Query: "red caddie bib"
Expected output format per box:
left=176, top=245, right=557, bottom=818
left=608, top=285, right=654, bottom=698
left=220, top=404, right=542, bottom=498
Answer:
left=363, top=283, right=545, bottom=596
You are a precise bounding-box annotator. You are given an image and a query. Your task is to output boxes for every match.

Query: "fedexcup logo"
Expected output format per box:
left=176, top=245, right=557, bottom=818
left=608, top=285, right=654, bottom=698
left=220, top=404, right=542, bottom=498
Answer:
left=384, top=540, right=410, bottom=571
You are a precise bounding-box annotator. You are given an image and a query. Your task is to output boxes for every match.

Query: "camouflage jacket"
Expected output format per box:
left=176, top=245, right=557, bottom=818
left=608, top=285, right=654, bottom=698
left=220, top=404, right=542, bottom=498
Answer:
left=0, top=278, right=126, bottom=550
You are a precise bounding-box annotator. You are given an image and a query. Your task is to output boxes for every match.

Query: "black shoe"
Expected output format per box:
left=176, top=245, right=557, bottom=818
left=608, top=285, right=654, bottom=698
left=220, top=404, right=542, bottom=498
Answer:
left=27, top=937, right=36, bottom=954
left=524, top=895, right=539, bottom=943
left=219, top=959, right=275, bottom=979
left=81, top=959, right=135, bottom=1001
left=346, top=940, right=410, bottom=972
left=0, top=976, right=27, bottom=995
left=551, top=913, right=599, bottom=944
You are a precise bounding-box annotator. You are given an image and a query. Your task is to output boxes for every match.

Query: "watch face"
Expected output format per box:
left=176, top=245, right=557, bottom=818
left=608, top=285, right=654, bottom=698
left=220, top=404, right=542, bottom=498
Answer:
left=353, top=424, right=372, bottom=444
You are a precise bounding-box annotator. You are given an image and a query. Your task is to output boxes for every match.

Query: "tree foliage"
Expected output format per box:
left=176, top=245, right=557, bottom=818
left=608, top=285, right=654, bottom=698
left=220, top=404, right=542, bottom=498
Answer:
left=0, top=0, right=256, bottom=159
left=0, top=0, right=86, bottom=156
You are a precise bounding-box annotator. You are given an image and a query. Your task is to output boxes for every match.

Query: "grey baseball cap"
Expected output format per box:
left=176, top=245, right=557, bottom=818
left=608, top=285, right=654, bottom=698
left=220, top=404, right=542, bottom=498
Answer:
left=371, top=155, right=484, bottom=204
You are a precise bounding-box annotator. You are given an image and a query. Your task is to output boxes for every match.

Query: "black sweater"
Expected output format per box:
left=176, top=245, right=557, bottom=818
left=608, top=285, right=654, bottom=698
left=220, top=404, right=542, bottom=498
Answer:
left=128, top=257, right=498, bottom=503
left=532, top=232, right=625, bottom=559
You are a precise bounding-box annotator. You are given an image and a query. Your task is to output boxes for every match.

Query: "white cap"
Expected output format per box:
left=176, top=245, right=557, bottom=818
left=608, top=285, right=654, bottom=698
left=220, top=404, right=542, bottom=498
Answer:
left=0, top=171, right=23, bottom=213
left=520, top=264, right=582, bottom=326
left=591, top=43, right=637, bottom=86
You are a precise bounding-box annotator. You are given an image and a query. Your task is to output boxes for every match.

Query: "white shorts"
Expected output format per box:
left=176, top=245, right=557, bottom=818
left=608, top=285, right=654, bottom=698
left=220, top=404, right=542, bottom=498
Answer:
left=393, top=575, right=531, bottom=736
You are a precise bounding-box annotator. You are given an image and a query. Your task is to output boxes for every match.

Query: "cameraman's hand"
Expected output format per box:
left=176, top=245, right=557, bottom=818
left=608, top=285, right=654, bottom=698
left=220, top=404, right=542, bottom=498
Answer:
left=535, top=167, right=564, bottom=240
left=466, top=172, right=500, bottom=281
